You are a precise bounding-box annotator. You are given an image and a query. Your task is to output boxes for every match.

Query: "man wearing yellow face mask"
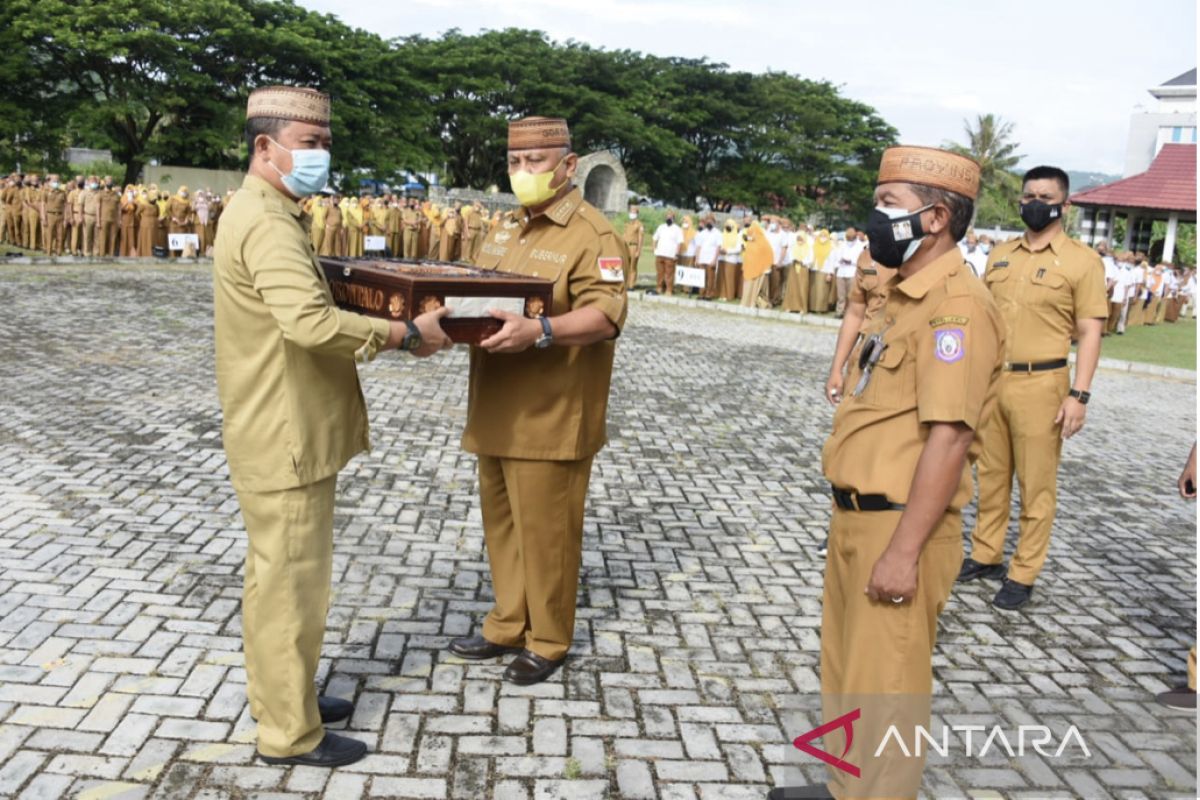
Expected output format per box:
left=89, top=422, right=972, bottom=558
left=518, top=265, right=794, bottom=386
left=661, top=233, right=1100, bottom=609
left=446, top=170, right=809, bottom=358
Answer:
left=449, top=116, right=628, bottom=686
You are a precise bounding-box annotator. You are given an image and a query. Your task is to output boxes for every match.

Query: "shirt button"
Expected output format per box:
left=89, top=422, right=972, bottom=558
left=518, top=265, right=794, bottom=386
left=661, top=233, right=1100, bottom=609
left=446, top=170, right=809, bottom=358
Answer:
left=519, top=238, right=526, bottom=244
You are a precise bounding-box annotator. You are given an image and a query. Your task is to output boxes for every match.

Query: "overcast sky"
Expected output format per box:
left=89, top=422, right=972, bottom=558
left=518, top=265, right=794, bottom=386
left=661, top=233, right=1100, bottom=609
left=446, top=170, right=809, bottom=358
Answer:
left=299, top=0, right=1196, bottom=176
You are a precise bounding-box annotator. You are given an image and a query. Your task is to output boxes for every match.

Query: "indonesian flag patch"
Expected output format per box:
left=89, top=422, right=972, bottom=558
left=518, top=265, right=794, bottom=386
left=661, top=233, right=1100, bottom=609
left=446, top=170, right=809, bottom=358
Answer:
left=597, top=257, right=624, bottom=283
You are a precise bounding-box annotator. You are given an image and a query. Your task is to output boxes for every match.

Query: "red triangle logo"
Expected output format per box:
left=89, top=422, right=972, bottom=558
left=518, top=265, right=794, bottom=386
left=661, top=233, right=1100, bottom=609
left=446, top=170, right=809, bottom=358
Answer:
left=792, top=707, right=862, bottom=778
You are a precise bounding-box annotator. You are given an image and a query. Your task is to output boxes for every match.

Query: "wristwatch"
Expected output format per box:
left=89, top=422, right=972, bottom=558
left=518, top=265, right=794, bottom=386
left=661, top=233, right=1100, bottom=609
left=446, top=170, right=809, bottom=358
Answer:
left=534, top=316, right=553, bottom=349
left=1068, top=388, right=1090, bottom=405
left=400, top=320, right=422, bottom=353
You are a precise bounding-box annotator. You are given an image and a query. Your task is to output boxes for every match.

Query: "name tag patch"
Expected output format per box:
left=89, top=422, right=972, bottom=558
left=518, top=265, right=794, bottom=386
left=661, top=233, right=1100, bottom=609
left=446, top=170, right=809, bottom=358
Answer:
left=598, top=257, right=624, bottom=283
left=929, top=315, right=969, bottom=328
left=935, top=328, right=965, bottom=363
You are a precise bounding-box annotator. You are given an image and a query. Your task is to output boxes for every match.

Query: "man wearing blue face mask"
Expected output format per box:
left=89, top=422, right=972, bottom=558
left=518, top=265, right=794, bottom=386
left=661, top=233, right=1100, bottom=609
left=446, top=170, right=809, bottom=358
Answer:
left=213, top=85, right=453, bottom=769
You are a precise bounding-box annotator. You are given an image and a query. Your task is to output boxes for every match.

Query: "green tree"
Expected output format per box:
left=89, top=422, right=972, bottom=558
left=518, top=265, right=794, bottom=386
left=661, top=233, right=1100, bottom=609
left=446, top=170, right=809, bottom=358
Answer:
left=947, top=113, right=1023, bottom=228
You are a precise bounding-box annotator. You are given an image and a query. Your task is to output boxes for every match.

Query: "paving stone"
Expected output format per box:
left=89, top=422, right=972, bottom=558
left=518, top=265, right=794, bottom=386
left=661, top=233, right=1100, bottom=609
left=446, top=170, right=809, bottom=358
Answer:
left=0, top=264, right=1194, bottom=799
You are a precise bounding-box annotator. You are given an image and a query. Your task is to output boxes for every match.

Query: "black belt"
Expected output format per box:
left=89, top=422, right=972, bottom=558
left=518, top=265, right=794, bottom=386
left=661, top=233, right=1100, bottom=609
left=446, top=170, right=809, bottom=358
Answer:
left=1005, top=358, right=1068, bottom=373
left=832, top=487, right=906, bottom=512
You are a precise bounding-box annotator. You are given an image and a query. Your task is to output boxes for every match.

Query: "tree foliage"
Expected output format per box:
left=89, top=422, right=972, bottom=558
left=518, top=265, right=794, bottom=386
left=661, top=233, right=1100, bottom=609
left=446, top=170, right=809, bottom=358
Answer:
left=3, top=1, right=896, bottom=218
left=947, top=113, right=1024, bottom=228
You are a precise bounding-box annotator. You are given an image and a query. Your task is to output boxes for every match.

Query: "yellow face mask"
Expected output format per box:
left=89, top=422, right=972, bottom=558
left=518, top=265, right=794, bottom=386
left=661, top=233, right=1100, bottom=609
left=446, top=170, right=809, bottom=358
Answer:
left=509, top=157, right=566, bottom=207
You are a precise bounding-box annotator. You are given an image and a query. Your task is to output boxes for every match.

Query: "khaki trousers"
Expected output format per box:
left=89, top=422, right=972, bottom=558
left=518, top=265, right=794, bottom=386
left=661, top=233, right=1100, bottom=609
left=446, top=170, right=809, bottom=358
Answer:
left=716, top=260, right=738, bottom=300
left=319, top=225, right=339, bottom=257
left=401, top=229, right=418, bottom=259
left=479, top=455, right=593, bottom=661
left=45, top=214, right=64, bottom=255
left=99, top=221, right=117, bottom=256
left=310, top=224, right=324, bottom=254
left=82, top=215, right=97, bottom=256
left=821, top=508, right=962, bottom=800
left=835, top=275, right=854, bottom=315
left=23, top=209, right=39, bottom=251
left=1106, top=301, right=1122, bottom=333
left=1145, top=296, right=1160, bottom=324
left=236, top=475, right=336, bottom=758
left=970, top=368, right=1069, bottom=585
left=655, top=256, right=676, bottom=294
left=698, top=260, right=718, bottom=299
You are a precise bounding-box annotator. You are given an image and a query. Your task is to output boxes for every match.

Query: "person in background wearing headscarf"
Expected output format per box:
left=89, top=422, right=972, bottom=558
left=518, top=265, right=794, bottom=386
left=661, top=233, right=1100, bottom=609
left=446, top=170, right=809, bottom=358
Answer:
left=136, top=187, right=157, bottom=258
left=810, top=228, right=833, bottom=313
left=167, top=185, right=193, bottom=258
left=193, top=190, right=211, bottom=256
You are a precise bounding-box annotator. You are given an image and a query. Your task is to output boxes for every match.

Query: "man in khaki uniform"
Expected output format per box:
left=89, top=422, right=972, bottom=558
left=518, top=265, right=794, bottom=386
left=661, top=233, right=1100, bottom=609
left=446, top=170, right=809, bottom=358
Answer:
left=401, top=199, right=421, bottom=259
left=41, top=174, right=67, bottom=256
left=65, top=177, right=82, bottom=255
left=772, top=147, right=1003, bottom=800
left=320, top=194, right=342, bottom=257
left=21, top=174, right=42, bottom=252
left=1, top=176, right=20, bottom=246
left=448, top=117, right=627, bottom=686
left=385, top=198, right=402, bottom=256
left=215, top=86, right=452, bottom=768
left=622, top=204, right=645, bottom=289
left=958, top=166, right=1107, bottom=610
left=308, top=194, right=327, bottom=254
left=96, top=179, right=121, bottom=257
left=167, top=186, right=194, bottom=258
left=81, top=177, right=100, bottom=257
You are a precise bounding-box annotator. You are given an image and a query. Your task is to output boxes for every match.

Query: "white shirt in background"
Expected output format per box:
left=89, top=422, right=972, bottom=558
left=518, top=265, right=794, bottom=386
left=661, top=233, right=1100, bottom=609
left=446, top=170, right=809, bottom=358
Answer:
left=653, top=223, right=685, bottom=259
left=694, top=228, right=721, bottom=265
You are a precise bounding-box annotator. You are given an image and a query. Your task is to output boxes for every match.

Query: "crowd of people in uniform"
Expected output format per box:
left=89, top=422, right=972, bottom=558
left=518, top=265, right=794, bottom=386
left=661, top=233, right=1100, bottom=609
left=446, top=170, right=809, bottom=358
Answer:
left=301, top=194, right=502, bottom=263
left=629, top=207, right=1197, bottom=324
left=0, top=173, right=230, bottom=259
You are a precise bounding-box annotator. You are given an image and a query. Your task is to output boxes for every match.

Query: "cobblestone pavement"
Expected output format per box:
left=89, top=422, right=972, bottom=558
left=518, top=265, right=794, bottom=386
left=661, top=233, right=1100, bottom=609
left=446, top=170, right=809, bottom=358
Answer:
left=0, top=263, right=1195, bottom=800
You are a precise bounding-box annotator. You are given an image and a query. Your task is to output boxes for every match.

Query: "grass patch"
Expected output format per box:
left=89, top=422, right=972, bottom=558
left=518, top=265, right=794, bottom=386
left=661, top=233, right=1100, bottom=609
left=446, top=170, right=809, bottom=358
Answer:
left=1090, top=318, right=1197, bottom=370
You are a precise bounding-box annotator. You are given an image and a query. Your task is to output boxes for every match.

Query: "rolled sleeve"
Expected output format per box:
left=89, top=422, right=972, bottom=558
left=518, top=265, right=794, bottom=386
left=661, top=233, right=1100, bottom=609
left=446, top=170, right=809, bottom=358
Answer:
left=243, top=211, right=390, bottom=361
left=916, top=298, right=1001, bottom=430
left=568, top=232, right=628, bottom=333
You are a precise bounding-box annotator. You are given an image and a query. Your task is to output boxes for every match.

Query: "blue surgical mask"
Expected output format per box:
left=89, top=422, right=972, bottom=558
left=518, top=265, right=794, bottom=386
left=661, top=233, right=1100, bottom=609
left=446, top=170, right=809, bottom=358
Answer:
left=267, top=137, right=331, bottom=197
left=981, top=243, right=991, bottom=255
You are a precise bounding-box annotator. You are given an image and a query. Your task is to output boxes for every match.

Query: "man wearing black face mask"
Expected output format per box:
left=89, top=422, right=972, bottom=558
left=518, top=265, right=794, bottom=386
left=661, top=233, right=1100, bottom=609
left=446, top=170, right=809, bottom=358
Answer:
left=772, top=146, right=1004, bottom=800
left=958, top=166, right=1107, bottom=611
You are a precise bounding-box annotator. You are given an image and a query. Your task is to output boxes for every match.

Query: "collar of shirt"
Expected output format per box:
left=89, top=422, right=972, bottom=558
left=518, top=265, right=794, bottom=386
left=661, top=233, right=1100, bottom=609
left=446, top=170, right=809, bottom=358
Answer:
left=520, top=186, right=582, bottom=230
left=1016, top=229, right=1070, bottom=255
left=242, top=174, right=301, bottom=219
left=893, top=247, right=964, bottom=300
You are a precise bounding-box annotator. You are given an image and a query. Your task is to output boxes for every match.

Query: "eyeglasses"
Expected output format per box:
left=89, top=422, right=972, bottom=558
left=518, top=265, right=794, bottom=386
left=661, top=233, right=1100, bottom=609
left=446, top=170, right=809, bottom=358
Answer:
left=852, top=329, right=891, bottom=396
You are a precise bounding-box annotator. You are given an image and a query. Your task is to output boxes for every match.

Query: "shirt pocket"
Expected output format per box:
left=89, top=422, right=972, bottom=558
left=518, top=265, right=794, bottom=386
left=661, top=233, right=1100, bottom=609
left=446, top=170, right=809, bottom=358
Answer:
left=1030, top=269, right=1071, bottom=311
left=861, top=340, right=911, bottom=409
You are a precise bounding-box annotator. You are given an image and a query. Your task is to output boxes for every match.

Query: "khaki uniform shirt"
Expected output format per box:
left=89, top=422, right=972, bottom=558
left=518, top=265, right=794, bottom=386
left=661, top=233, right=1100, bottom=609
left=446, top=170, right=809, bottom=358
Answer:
left=213, top=174, right=390, bottom=493
left=44, top=188, right=67, bottom=215
left=623, top=219, right=644, bottom=252
left=984, top=231, right=1108, bottom=363
left=66, top=188, right=81, bottom=219
left=310, top=199, right=327, bottom=228
left=849, top=252, right=897, bottom=326
left=401, top=208, right=420, bottom=230
left=465, top=186, right=628, bottom=461
left=823, top=248, right=1005, bottom=511
left=22, top=186, right=42, bottom=210
left=167, top=196, right=193, bottom=226
left=82, top=188, right=99, bottom=217
left=96, top=189, right=120, bottom=223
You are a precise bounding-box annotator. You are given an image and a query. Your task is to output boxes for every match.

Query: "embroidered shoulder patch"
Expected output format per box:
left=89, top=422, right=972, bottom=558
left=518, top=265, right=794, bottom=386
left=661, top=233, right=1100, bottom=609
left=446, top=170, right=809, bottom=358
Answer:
left=598, top=257, right=624, bottom=283
left=935, top=328, right=965, bottom=363
left=929, top=315, right=969, bottom=327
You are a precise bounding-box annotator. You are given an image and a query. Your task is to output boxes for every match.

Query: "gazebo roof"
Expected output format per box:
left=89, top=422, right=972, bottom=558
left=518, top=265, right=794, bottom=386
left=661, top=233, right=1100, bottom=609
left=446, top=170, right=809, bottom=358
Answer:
left=1070, top=144, right=1196, bottom=214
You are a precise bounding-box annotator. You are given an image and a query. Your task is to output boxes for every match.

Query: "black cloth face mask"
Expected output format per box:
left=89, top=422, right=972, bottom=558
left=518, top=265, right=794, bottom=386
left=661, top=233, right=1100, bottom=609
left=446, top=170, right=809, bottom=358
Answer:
left=1019, top=200, right=1062, bottom=232
left=865, top=204, right=931, bottom=268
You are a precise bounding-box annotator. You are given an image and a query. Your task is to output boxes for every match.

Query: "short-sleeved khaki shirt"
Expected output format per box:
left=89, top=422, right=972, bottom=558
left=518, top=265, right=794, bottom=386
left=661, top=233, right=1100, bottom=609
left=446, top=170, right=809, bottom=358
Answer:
left=823, top=248, right=1005, bottom=511
left=464, top=186, right=628, bottom=461
left=848, top=250, right=897, bottom=327
left=983, top=231, right=1108, bottom=363
left=213, top=174, right=390, bottom=493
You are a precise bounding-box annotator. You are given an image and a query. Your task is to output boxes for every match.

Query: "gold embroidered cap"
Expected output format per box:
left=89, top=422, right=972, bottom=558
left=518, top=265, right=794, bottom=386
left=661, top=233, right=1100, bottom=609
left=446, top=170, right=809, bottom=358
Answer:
left=247, top=86, right=331, bottom=125
left=508, top=116, right=571, bottom=151
left=878, top=145, right=981, bottom=199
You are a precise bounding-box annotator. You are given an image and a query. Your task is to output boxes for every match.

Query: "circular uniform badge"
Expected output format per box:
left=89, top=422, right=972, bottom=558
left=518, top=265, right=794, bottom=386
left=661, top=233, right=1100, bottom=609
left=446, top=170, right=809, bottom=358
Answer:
left=935, top=328, right=965, bottom=363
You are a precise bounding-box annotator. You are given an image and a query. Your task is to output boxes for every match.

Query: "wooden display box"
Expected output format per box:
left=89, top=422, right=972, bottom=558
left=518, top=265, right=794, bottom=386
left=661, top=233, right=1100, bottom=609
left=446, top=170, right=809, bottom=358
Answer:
left=319, top=258, right=553, bottom=344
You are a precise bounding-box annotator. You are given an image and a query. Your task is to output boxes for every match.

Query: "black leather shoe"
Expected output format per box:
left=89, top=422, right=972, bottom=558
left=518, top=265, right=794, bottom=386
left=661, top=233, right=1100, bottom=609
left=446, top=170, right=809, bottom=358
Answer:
left=503, top=649, right=564, bottom=685
left=993, top=578, right=1033, bottom=610
left=957, top=558, right=1006, bottom=583
left=448, top=634, right=523, bottom=661
left=258, top=732, right=367, bottom=767
left=1155, top=685, right=1197, bottom=710
left=767, top=785, right=835, bottom=799
left=251, top=695, right=354, bottom=724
